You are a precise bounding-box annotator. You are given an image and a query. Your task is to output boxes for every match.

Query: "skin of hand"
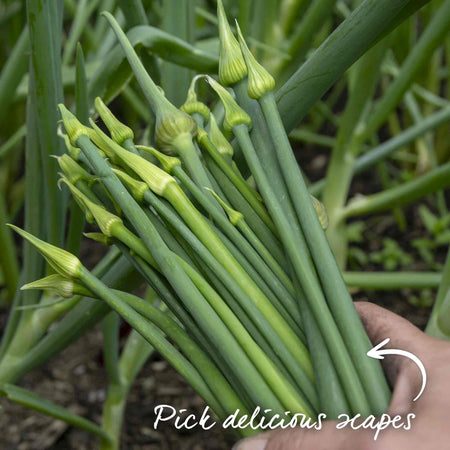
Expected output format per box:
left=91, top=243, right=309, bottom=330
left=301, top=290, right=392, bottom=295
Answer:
left=233, top=302, right=450, bottom=450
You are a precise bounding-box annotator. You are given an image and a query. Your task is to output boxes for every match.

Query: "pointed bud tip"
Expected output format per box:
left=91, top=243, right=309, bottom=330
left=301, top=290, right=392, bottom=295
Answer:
left=217, top=0, right=247, bottom=85
left=94, top=97, right=134, bottom=144
left=206, top=77, right=251, bottom=133
left=58, top=104, right=90, bottom=146
left=235, top=22, right=275, bottom=99
left=9, top=224, right=82, bottom=279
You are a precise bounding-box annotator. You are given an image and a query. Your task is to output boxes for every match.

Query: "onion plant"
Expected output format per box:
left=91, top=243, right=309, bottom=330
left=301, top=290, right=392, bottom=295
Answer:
left=0, top=0, right=449, bottom=448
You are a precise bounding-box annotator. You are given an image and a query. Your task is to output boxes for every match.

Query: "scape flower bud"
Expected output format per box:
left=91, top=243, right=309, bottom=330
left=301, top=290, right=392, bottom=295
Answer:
left=22, top=274, right=92, bottom=298
left=84, top=232, right=114, bottom=246
left=181, top=75, right=210, bottom=121
left=9, top=225, right=81, bottom=279
left=205, top=188, right=243, bottom=226
left=311, top=195, right=329, bottom=230
left=60, top=178, right=123, bottom=237
left=57, top=154, right=95, bottom=186
left=155, top=104, right=197, bottom=154
left=101, top=12, right=196, bottom=154
left=58, top=104, right=91, bottom=146
left=95, top=97, right=134, bottom=145
left=217, top=0, right=247, bottom=85
left=207, top=114, right=234, bottom=158
left=236, top=22, right=275, bottom=99
left=58, top=127, right=81, bottom=160
left=112, top=168, right=149, bottom=202
left=205, top=76, right=251, bottom=133
left=89, top=120, right=177, bottom=196
left=137, top=145, right=181, bottom=174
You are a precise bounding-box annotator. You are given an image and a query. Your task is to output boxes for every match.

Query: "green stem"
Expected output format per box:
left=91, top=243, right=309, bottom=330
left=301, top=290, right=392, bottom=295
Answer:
left=0, top=192, right=19, bottom=302
left=259, top=92, right=390, bottom=414
left=100, top=328, right=153, bottom=450
left=343, top=271, right=442, bottom=290
left=0, top=125, right=26, bottom=161
left=0, top=27, right=29, bottom=124
left=310, top=104, right=450, bottom=196
left=233, top=122, right=372, bottom=416
left=198, top=133, right=277, bottom=235
left=344, top=161, right=450, bottom=218
left=0, top=384, right=111, bottom=442
left=426, top=247, right=450, bottom=338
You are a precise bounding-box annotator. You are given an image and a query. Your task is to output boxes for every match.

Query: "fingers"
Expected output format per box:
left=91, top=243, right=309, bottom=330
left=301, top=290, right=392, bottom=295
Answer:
left=355, top=302, right=433, bottom=413
left=355, top=302, right=428, bottom=382
left=234, top=422, right=373, bottom=450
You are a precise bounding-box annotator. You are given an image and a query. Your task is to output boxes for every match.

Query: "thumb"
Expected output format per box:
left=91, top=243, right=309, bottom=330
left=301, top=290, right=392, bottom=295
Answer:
left=234, top=421, right=372, bottom=450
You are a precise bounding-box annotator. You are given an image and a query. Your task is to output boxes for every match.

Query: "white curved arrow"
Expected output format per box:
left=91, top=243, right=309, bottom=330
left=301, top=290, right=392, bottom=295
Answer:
left=367, top=338, right=427, bottom=402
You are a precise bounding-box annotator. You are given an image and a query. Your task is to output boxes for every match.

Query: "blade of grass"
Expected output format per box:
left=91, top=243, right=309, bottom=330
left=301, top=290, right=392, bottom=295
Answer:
left=344, top=161, right=450, bottom=218
left=276, top=0, right=431, bottom=132
left=161, top=0, right=195, bottom=106
left=0, top=27, right=28, bottom=124
left=0, top=383, right=111, bottom=441
left=26, top=0, right=66, bottom=246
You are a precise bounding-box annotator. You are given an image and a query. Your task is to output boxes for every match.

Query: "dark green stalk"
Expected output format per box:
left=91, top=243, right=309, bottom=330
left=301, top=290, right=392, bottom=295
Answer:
left=173, top=138, right=216, bottom=191
left=233, top=122, right=371, bottom=416
left=258, top=92, right=390, bottom=414
left=136, top=191, right=312, bottom=393
left=162, top=181, right=310, bottom=368
left=117, top=247, right=210, bottom=353
left=102, top=312, right=121, bottom=386
left=209, top=222, right=303, bottom=335
left=119, top=0, right=148, bottom=27
left=161, top=0, right=194, bottom=106
left=205, top=155, right=283, bottom=260
left=104, top=294, right=250, bottom=422
left=27, top=0, right=66, bottom=246
left=115, top=241, right=314, bottom=414
left=293, top=277, right=350, bottom=419
left=0, top=193, right=19, bottom=302
left=21, top=74, right=44, bottom=309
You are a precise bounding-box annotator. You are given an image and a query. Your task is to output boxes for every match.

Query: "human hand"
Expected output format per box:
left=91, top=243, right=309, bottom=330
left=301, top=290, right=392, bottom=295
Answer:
left=233, top=302, right=450, bottom=450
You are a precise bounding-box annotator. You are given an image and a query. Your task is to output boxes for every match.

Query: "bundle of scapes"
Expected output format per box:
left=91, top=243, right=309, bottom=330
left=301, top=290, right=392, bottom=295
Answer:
left=13, top=1, right=391, bottom=437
